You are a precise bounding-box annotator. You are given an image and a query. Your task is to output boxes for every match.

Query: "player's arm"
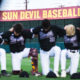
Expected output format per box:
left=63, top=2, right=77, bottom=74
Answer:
left=29, top=26, right=41, bottom=38
left=22, top=29, right=34, bottom=39
left=0, top=32, right=7, bottom=45
left=2, top=31, right=11, bottom=38
left=0, top=36, right=4, bottom=45
left=1, top=31, right=12, bottom=44
left=0, top=32, right=5, bottom=45
left=31, top=26, right=41, bottom=35
left=30, top=28, right=39, bottom=38
left=76, top=27, right=80, bottom=40
left=54, top=25, right=65, bottom=37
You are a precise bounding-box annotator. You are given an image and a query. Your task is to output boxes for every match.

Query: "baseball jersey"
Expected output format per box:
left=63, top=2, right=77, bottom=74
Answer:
left=0, top=37, right=3, bottom=44
left=32, top=25, right=65, bottom=51
left=2, top=30, right=33, bottom=53
left=64, top=30, right=80, bottom=50
left=0, top=32, right=4, bottom=44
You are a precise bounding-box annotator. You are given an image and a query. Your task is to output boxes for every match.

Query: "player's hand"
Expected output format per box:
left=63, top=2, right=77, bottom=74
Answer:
left=34, top=34, right=38, bottom=38
left=77, top=27, right=80, bottom=31
left=64, top=26, right=67, bottom=30
left=9, top=27, right=14, bottom=32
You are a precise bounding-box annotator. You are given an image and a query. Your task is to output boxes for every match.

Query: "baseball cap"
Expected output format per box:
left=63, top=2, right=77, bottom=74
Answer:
left=19, top=71, right=29, bottom=78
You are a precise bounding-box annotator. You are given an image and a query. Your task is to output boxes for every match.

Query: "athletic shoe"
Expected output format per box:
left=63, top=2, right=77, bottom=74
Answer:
left=46, top=71, right=57, bottom=78
left=66, top=69, right=70, bottom=75
left=31, top=71, right=41, bottom=76
left=1, top=70, right=11, bottom=77
left=35, top=72, right=41, bottom=76
left=70, top=73, right=80, bottom=79
left=54, top=71, right=59, bottom=77
left=66, top=68, right=70, bottom=75
left=19, top=71, right=29, bottom=78
left=61, top=70, right=66, bottom=77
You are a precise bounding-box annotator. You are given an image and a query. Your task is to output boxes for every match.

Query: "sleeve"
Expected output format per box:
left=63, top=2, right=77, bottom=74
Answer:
left=0, top=36, right=4, bottom=45
left=32, top=26, right=40, bottom=35
left=76, top=29, right=80, bottom=41
left=22, top=30, right=33, bottom=39
left=0, top=32, right=4, bottom=44
left=53, top=25, right=65, bottom=37
left=1, top=31, right=11, bottom=42
left=2, top=31, right=11, bottom=38
left=0, top=32, right=10, bottom=45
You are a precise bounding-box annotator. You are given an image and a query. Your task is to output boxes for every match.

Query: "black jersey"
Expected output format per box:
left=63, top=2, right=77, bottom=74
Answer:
left=33, top=25, right=65, bottom=51
left=0, top=36, right=3, bottom=44
left=2, top=30, right=33, bottom=53
left=0, top=38, right=3, bottom=44
left=0, top=32, right=4, bottom=44
left=64, top=30, right=80, bottom=50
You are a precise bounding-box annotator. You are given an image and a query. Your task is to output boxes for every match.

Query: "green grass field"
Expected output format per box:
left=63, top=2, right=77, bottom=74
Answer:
left=0, top=54, right=80, bottom=80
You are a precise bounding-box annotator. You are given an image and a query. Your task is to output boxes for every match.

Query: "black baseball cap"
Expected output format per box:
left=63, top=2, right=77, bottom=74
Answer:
left=19, top=71, right=29, bottom=78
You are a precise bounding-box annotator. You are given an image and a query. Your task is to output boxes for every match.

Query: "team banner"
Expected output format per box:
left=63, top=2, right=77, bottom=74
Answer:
left=0, top=6, right=80, bottom=21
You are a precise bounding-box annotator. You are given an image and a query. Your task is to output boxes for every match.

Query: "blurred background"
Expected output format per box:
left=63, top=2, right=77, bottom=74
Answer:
left=0, top=0, right=80, bottom=10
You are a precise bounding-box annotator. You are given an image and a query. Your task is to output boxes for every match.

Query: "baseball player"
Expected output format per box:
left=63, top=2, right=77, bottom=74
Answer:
left=0, top=34, right=10, bottom=77
left=32, top=19, right=65, bottom=77
left=61, top=24, right=80, bottom=78
left=1, top=23, right=40, bottom=76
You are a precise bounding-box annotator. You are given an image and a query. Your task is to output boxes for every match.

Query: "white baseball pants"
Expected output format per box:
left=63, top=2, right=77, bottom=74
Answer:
left=40, top=46, right=61, bottom=75
left=0, top=48, right=6, bottom=70
left=61, top=49, right=79, bottom=75
left=11, top=48, right=30, bottom=70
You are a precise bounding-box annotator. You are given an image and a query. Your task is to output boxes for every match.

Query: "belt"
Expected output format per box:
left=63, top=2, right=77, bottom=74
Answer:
left=11, top=50, right=23, bottom=53
left=67, top=50, right=79, bottom=53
